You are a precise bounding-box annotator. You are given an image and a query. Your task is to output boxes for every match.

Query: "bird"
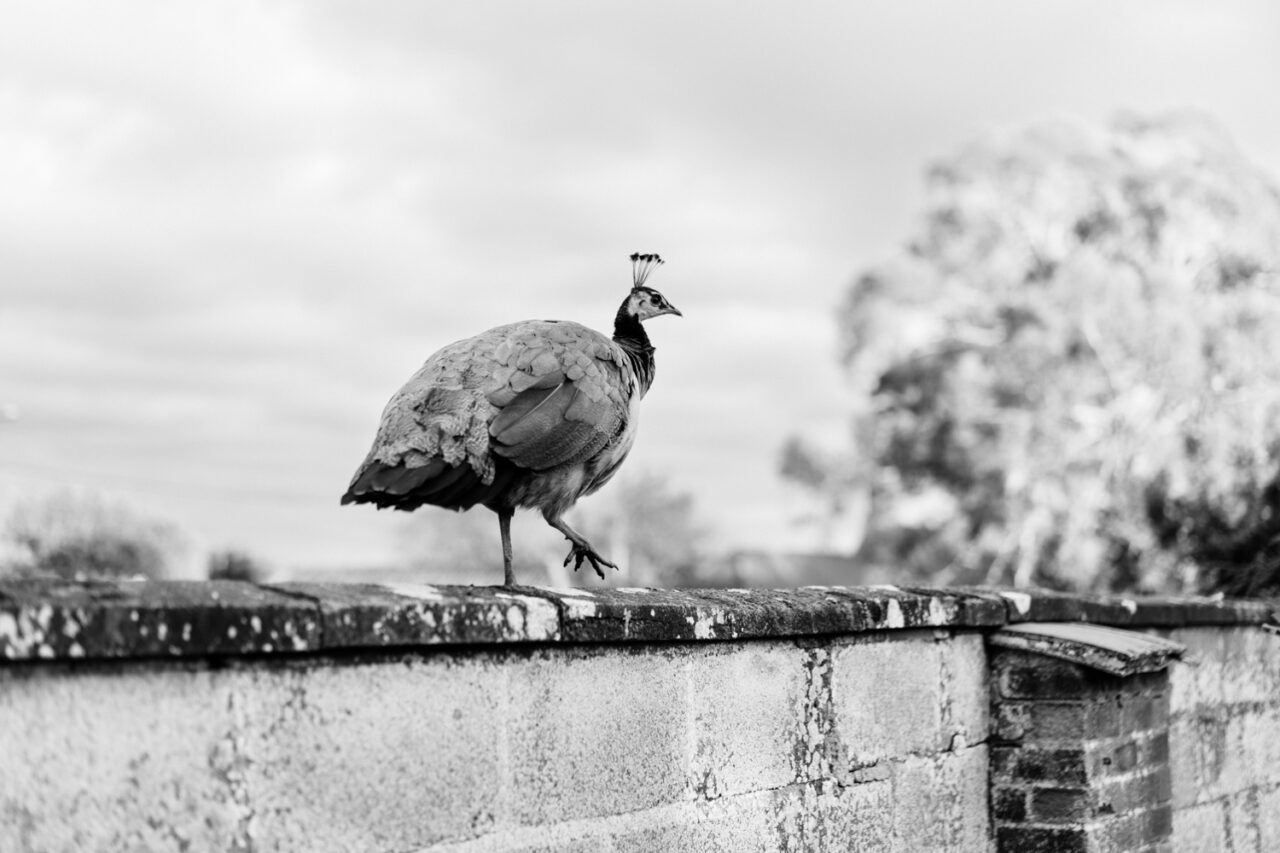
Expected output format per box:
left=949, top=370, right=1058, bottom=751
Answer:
left=341, top=253, right=681, bottom=587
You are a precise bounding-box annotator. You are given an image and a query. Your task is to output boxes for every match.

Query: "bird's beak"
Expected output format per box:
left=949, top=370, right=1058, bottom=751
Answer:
left=666, top=304, right=683, bottom=318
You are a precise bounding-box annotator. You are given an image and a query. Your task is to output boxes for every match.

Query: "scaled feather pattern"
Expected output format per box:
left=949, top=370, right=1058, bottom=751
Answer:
left=341, top=254, right=681, bottom=584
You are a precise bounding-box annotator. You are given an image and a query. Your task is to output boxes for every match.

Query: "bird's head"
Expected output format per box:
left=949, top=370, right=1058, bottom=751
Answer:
left=625, top=253, right=682, bottom=321
left=625, top=285, right=682, bottom=321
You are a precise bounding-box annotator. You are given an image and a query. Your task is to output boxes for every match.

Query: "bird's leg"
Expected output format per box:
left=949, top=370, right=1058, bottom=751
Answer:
left=544, top=514, right=617, bottom=580
left=497, top=508, right=516, bottom=587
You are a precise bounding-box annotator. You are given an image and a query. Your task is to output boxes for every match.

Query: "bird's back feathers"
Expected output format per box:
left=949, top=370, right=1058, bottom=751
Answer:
left=341, top=319, right=638, bottom=513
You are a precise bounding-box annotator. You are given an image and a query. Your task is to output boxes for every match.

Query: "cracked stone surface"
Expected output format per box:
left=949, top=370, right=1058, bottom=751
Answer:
left=1, top=579, right=1269, bottom=662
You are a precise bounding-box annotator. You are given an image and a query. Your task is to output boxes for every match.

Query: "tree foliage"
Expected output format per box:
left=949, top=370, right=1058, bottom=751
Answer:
left=207, top=548, right=267, bottom=582
left=576, top=471, right=711, bottom=587
left=392, top=471, right=711, bottom=587
left=834, top=113, right=1280, bottom=592
left=1, top=488, right=190, bottom=580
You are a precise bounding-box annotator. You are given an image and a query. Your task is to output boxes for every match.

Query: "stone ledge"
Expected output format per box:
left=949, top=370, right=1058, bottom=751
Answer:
left=964, top=586, right=1274, bottom=627
left=0, top=578, right=1272, bottom=662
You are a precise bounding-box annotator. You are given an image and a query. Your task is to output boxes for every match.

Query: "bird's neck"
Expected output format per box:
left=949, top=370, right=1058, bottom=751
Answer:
left=613, top=310, right=656, bottom=396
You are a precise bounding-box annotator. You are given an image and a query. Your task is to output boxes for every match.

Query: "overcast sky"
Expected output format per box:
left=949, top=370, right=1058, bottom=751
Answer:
left=3, top=1, right=1279, bottom=576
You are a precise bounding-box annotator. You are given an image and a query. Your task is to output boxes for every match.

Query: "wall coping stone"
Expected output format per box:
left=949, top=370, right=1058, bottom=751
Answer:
left=0, top=578, right=1273, bottom=663
left=988, top=622, right=1186, bottom=676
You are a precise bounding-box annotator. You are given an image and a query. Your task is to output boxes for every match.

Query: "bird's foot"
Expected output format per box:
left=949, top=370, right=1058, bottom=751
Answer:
left=562, top=541, right=618, bottom=580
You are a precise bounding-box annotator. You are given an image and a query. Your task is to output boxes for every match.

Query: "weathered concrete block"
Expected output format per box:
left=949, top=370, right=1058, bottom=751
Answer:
left=506, top=648, right=689, bottom=825
left=891, top=748, right=991, bottom=852
left=1166, top=629, right=1226, bottom=713
left=609, top=795, right=779, bottom=853
left=1225, top=789, right=1263, bottom=852
left=829, top=633, right=944, bottom=766
left=1257, top=784, right=1280, bottom=851
left=940, top=633, right=990, bottom=747
left=1171, top=800, right=1228, bottom=853
left=771, top=779, right=896, bottom=853
left=1239, top=706, right=1280, bottom=790
left=234, top=655, right=510, bottom=851
left=0, top=665, right=239, bottom=853
left=1217, top=627, right=1277, bottom=706
left=1169, top=687, right=1280, bottom=819
left=686, top=642, right=808, bottom=798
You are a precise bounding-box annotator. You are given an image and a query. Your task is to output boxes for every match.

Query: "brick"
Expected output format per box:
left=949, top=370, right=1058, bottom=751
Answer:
left=1107, top=740, right=1140, bottom=774
left=1011, top=748, right=1088, bottom=785
left=993, top=786, right=1028, bottom=821
left=1030, top=787, right=1091, bottom=822
left=1031, top=702, right=1090, bottom=741
left=995, top=824, right=1088, bottom=853
left=1145, top=730, right=1170, bottom=767
left=994, top=701, right=1032, bottom=741
left=1095, top=806, right=1172, bottom=850
left=994, top=700, right=1095, bottom=744
left=991, top=746, right=1018, bottom=780
left=1086, top=698, right=1123, bottom=739
left=1098, top=809, right=1144, bottom=850
left=1148, top=802, right=1174, bottom=840
left=1119, top=692, right=1169, bottom=735
left=1150, top=765, right=1174, bottom=805
left=1096, top=770, right=1171, bottom=816
left=997, top=653, right=1093, bottom=699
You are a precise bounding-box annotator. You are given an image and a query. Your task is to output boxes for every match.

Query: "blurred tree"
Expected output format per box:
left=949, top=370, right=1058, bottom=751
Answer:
left=1, top=488, right=190, bottom=580
left=828, top=113, right=1280, bottom=593
left=207, top=548, right=267, bottom=582
left=777, top=435, right=868, bottom=552
left=392, top=471, right=713, bottom=588
left=576, top=471, right=712, bottom=587
left=395, top=507, right=551, bottom=585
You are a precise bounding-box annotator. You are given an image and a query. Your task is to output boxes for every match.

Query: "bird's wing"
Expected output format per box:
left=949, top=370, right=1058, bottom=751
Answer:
left=342, top=320, right=633, bottom=508
left=341, top=327, right=513, bottom=506
left=485, top=321, right=631, bottom=471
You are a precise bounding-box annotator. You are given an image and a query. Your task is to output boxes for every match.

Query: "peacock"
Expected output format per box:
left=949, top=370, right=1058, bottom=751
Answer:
left=341, top=253, right=681, bottom=586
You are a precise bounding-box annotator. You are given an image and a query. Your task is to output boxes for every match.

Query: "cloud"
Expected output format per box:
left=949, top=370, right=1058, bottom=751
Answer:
left=1, top=0, right=1278, bottom=570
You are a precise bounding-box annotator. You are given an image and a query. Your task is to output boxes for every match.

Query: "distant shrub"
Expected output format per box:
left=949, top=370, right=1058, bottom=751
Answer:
left=207, top=549, right=267, bottom=582
left=1, top=488, right=190, bottom=580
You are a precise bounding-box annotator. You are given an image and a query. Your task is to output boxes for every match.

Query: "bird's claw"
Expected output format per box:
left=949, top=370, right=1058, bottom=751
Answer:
left=562, top=543, right=618, bottom=579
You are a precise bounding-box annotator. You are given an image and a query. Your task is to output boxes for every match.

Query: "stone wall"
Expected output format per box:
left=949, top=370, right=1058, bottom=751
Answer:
left=0, top=580, right=1275, bottom=852
left=1164, top=626, right=1280, bottom=851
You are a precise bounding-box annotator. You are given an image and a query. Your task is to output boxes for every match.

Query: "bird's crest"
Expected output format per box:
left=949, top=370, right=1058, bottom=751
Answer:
left=630, top=252, right=664, bottom=288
